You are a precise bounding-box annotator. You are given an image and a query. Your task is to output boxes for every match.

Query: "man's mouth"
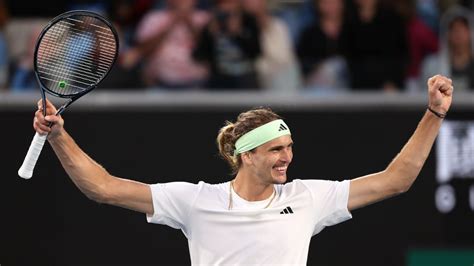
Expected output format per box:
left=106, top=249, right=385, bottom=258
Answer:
left=273, top=165, right=287, bottom=174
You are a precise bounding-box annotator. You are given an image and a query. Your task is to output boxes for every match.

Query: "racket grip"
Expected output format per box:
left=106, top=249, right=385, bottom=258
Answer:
left=18, top=132, right=48, bottom=179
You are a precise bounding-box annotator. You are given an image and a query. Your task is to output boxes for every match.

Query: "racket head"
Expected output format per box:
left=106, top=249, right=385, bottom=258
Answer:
left=33, top=10, right=119, bottom=99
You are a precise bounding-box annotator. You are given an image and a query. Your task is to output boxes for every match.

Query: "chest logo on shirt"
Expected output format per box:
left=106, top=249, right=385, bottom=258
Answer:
left=280, top=206, right=294, bottom=214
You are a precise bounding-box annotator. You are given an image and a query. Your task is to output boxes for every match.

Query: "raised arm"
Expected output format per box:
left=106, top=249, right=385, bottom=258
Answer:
left=34, top=99, right=154, bottom=215
left=348, top=75, right=453, bottom=211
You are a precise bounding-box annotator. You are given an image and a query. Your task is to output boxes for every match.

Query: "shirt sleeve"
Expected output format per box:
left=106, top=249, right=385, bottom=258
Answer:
left=301, top=179, right=352, bottom=235
left=146, top=182, right=201, bottom=232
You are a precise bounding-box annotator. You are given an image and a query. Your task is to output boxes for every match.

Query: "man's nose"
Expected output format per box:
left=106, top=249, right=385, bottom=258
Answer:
left=280, top=149, right=292, bottom=162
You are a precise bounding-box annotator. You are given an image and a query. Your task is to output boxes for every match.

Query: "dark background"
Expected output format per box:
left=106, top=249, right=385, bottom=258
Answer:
left=1, top=107, right=473, bottom=265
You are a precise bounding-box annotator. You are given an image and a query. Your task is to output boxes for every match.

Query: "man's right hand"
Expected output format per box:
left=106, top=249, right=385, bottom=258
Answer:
left=34, top=99, right=64, bottom=138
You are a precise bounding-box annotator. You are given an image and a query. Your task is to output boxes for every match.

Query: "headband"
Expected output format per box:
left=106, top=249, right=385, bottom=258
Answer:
left=234, top=119, right=291, bottom=156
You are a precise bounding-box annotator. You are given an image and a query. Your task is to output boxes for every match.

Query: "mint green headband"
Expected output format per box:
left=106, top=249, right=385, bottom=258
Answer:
left=234, top=119, right=291, bottom=156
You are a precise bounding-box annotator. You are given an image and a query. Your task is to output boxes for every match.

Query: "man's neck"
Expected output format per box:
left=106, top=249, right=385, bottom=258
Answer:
left=232, top=171, right=274, bottom=201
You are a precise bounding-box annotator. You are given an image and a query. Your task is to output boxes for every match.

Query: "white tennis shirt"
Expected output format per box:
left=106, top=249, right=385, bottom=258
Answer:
left=146, top=179, right=352, bottom=265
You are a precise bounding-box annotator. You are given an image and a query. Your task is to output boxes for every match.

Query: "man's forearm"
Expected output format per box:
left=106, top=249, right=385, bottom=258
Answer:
left=385, top=110, right=443, bottom=191
left=48, top=129, right=112, bottom=203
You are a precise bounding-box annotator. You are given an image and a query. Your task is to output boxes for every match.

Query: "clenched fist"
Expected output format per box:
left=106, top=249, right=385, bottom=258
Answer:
left=427, top=75, right=453, bottom=115
left=34, top=99, right=64, bottom=138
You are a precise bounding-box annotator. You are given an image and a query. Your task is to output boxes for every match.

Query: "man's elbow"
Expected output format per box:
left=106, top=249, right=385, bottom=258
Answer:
left=384, top=169, right=416, bottom=195
left=396, top=173, right=419, bottom=195
left=85, top=184, right=109, bottom=204
left=85, top=175, right=115, bottom=204
left=386, top=160, right=422, bottom=194
left=395, top=181, right=413, bottom=194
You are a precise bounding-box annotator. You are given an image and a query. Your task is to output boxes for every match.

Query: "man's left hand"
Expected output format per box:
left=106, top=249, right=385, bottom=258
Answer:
left=427, top=74, right=453, bottom=114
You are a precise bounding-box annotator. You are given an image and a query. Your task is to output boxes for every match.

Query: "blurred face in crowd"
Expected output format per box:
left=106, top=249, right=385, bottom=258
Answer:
left=167, top=0, right=195, bottom=10
left=448, top=18, right=471, bottom=51
left=242, top=0, right=266, bottom=15
left=0, top=0, right=8, bottom=28
left=355, top=0, right=377, bottom=9
left=215, top=0, right=241, bottom=12
left=316, top=0, right=344, bottom=18
left=112, top=0, right=134, bottom=24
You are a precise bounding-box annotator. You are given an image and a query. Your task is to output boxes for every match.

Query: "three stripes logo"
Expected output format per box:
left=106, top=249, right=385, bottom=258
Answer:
left=278, top=123, right=288, bottom=131
left=280, top=206, right=294, bottom=214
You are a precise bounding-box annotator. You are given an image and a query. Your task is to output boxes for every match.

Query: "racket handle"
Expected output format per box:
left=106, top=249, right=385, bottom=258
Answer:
left=18, top=132, right=48, bottom=179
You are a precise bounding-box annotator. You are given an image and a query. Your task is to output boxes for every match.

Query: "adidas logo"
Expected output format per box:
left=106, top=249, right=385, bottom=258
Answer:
left=278, top=123, right=288, bottom=131
left=280, top=206, right=294, bottom=214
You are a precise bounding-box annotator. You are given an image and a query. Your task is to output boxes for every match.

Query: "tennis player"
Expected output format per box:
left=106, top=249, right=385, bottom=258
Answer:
left=33, top=74, right=453, bottom=265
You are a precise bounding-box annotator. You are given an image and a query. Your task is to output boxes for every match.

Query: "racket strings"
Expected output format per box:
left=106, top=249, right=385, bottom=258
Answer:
left=38, top=24, right=98, bottom=93
left=45, top=18, right=114, bottom=90
left=36, top=15, right=117, bottom=96
left=51, top=18, right=116, bottom=76
left=48, top=20, right=115, bottom=69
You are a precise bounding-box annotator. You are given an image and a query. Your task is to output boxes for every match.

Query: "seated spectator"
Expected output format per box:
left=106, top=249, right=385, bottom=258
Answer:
left=395, top=0, right=439, bottom=92
left=193, top=0, right=261, bottom=90
left=416, top=0, right=439, bottom=33
left=0, top=0, right=9, bottom=90
left=99, top=0, right=152, bottom=89
left=421, top=5, right=474, bottom=91
left=10, top=24, right=42, bottom=92
left=67, top=0, right=108, bottom=16
left=345, top=0, right=409, bottom=91
left=273, top=0, right=317, bottom=46
left=108, top=0, right=153, bottom=51
left=296, top=0, right=350, bottom=93
left=129, top=0, right=210, bottom=90
left=242, top=0, right=302, bottom=93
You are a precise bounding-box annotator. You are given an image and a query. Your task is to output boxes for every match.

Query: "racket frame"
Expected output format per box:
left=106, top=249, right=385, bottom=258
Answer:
left=34, top=10, right=119, bottom=114
left=19, top=10, right=119, bottom=179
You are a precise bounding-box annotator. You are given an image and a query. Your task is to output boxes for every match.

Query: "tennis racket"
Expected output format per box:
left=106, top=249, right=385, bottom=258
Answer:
left=18, top=10, right=119, bottom=179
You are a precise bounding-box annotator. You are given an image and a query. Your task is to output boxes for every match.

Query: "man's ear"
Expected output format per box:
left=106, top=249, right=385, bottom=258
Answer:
left=241, top=152, right=253, bottom=166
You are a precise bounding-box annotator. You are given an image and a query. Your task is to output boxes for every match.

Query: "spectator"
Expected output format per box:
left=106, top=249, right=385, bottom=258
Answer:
left=109, top=0, right=153, bottom=50
left=130, top=0, right=210, bottom=90
left=0, top=0, right=8, bottom=90
left=67, top=0, right=108, bottom=15
left=345, top=0, right=409, bottom=91
left=395, top=0, right=439, bottom=92
left=193, top=0, right=262, bottom=90
left=10, top=24, right=42, bottom=92
left=99, top=0, right=152, bottom=89
left=415, top=0, right=440, bottom=33
left=296, top=0, right=350, bottom=92
left=421, top=5, right=474, bottom=91
left=273, top=0, right=317, bottom=46
left=242, top=0, right=302, bottom=93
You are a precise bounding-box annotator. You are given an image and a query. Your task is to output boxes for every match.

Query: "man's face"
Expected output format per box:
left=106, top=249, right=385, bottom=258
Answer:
left=245, top=135, right=293, bottom=185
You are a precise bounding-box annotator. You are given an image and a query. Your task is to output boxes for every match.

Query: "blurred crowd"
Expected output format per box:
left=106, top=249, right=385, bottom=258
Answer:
left=1, top=0, right=474, bottom=93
